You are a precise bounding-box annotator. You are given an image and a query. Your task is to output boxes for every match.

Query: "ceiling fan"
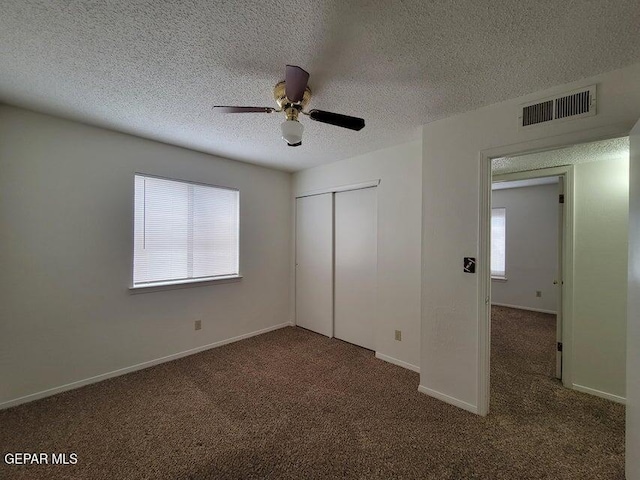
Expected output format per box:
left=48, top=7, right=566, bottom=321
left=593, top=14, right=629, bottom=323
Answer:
left=213, top=65, right=365, bottom=147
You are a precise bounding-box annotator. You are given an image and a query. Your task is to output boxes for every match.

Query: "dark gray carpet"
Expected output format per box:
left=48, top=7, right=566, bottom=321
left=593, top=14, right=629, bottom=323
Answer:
left=0, top=306, right=625, bottom=479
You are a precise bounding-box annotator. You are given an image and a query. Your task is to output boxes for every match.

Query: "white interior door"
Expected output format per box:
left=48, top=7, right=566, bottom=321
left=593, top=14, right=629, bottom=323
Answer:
left=555, top=176, right=565, bottom=379
left=295, top=194, right=333, bottom=337
left=334, top=187, right=377, bottom=350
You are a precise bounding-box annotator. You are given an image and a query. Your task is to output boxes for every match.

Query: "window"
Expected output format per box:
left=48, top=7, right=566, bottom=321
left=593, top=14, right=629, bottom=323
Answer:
left=133, top=174, right=239, bottom=288
left=491, top=207, right=506, bottom=278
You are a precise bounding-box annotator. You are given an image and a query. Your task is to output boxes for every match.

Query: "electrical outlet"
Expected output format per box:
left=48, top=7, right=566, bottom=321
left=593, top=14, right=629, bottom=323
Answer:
left=195, top=320, right=202, bottom=331
left=395, top=330, right=402, bottom=341
left=536, top=291, right=542, bottom=298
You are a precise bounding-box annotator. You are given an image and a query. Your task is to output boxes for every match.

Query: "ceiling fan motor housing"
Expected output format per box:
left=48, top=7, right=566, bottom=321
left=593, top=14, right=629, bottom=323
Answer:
left=274, top=81, right=311, bottom=115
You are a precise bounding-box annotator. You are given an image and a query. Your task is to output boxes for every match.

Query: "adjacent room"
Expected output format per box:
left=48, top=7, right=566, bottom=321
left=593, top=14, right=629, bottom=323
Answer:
left=1, top=1, right=640, bottom=479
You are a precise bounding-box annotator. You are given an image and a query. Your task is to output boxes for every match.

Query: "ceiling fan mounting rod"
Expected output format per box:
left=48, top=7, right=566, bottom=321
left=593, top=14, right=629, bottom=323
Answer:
left=284, top=106, right=301, bottom=122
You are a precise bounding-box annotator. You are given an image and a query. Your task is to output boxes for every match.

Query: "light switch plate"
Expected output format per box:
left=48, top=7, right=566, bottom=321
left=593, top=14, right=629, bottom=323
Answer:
left=464, top=257, right=476, bottom=273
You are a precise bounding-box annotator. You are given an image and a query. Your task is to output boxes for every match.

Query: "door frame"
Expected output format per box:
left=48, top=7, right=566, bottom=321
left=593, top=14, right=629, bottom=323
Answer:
left=492, top=167, right=573, bottom=385
left=296, top=179, right=380, bottom=199
left=477, top=123, right=631, bottom=416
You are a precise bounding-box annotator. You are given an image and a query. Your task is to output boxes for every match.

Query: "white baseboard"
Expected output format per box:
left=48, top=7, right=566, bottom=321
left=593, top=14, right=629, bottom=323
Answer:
left=491, top=302, right=557, bottom=315
left=0, top=322, right=294, bottom=411
left=417, top=385, right=478, bottom=414
left=572, top=383, right=626, bottom=404
left=375, top=352, right=420, bottom=373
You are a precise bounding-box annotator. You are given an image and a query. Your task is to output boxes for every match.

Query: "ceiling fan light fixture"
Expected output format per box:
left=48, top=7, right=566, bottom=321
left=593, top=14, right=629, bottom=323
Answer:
left=214, top=65, right=366, bottom=147
left=281, top=119, right=304, bottom=145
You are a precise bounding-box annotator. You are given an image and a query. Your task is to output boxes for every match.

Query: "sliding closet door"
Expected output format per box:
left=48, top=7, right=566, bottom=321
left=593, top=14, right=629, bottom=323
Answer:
left=295, top=194, right=333, bottom=337
left=334, top=187, right=377, bottom=350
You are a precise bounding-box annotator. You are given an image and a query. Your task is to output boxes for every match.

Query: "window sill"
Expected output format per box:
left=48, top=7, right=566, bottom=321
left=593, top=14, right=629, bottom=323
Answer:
left=129, top=275, right=243, bottom=294
left=491, top=276, right=508, bottom=282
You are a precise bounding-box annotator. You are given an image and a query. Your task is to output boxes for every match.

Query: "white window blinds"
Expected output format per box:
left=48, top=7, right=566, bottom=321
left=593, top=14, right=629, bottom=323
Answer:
left=491, top=207, right=506, bottom=277
left=133, top=175, right=239, bottom=286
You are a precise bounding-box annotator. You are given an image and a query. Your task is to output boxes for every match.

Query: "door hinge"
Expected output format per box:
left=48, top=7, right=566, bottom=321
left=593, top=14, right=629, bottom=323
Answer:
left=557, top=342, right=563, bottom=352
left=559, top=194, right=565, bottom=204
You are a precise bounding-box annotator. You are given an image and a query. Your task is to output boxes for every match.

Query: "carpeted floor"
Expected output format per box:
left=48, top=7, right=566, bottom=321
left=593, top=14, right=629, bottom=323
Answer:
left=0, top=306, right=625, bottom=479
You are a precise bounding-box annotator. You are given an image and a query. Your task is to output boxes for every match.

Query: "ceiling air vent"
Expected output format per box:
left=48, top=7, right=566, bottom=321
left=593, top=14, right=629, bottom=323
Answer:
left=522, top=100, right=553, bottom=126
left=519, top=85, right=596, bottom=128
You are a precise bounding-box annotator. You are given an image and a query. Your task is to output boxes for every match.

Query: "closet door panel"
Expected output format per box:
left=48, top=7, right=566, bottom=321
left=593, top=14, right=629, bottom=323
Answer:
left=334, top=188, right=377, bottom=349
left=295, top=194, right=333, bottom=337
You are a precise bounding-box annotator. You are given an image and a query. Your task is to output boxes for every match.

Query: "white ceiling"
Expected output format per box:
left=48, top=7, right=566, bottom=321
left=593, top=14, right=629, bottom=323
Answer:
left=1, top=1, right=639, bottom=172
left=492, top=136, right=629, bottom=175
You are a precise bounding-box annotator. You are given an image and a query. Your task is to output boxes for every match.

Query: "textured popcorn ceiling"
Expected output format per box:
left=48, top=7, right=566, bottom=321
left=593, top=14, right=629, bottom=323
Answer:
left=1, top=1, right=639, bottom=172
left=492, top=137, right=629, bottom=175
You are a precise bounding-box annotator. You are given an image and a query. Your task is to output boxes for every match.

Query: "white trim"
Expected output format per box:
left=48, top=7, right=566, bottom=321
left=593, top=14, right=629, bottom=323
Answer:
left=417, top=385, right=478, bottom=414
left=492, top=177, right=559, bottom=190
left=493, top=168, right=573, bottom=182
left=134, top=171, right=239, bottom=192
left=375, top=352, right=420, bottom=373
left=296, top=179, right=380, bottom=198
left=130, top=275, right=242, bottom=293
left=572, top=383, right=626, bottom=404
left=491, top=302, right=557, bottom=315
left=477, top=142, right=492, bottom=417
left=0, top=322, right=293, bottom=410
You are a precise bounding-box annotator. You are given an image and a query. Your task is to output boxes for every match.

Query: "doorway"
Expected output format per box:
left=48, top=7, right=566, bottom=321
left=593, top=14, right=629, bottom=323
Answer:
left=491, top=172, right=566, bottom=382
left=481, top=136, right=630, bottom=414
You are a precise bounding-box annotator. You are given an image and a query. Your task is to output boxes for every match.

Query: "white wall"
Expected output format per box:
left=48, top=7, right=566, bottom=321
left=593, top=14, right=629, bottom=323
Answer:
left=0, top=106, right=292, bottom=407
left=572, top=157, right=628, bottom=401
left=627, top=118, right=640, bottom=480
left=491, top=183, right=559, bottom=313
left=293, top=141, right=422, bottom=371
left=420, top=62, right=640, bottom=413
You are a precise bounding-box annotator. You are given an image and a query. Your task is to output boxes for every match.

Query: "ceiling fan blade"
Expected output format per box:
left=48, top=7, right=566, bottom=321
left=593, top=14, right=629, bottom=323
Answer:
left=285, top=65, right=309, bottom=103
left=308, top=109, right=365, bottom=131
left=213, top=106, right=275, bottom=113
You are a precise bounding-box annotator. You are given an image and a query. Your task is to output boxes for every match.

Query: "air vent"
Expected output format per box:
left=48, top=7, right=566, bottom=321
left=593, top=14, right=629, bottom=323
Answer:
left=555, top=90, right=591, bottom=119
left=522, top=100, right=553, bottom=126
left=519, top=85, right=596, bottom=128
